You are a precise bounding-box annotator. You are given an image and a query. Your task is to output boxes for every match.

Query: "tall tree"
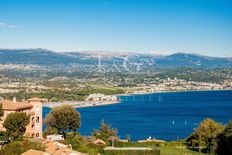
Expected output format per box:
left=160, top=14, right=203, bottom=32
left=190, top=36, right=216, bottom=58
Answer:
left=217, top=121, right=232, bottom=155
left=44, top=105, right=80, bottom=135
left=93, top=120, right=118, bottom=145
left=196, top=118, right=224, bottom=154
left=3, top=112, right=30, bottom=139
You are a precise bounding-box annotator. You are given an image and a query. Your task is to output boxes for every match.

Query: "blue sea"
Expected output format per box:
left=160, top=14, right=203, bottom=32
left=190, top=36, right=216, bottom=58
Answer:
left=43, top=90, right=232, bottom=141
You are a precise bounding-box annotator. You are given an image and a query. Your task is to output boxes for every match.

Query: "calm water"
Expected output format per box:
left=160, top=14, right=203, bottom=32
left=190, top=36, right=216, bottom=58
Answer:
left=43, top=90, right=232, bottom=141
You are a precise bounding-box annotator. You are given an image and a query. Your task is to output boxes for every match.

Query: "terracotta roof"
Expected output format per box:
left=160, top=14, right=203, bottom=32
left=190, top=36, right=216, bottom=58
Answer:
left=21, top=149, right=50, bottom=155
left=28, top=97, right=43, bottom=101
left=44, top=141, right=85, bottom=155
left=0, top=99, right=33, bottom=110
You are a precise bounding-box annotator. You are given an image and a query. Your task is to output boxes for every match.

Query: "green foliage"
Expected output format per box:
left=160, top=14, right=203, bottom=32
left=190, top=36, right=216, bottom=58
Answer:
left=115, top=141, right=165, bottom=148
left=0, top=131, right=8, bottom=141
left=195, top=118, right=224, bottom=154
left=64, top=132, right=84, bottom=149
left=103, top=150, right=160, bottom=155
left=61, top=132, right=100, bottom=155
left=216, top=121, right=232, bottom=155
left=112, top=141, right=204, bottom=155
left=50, top=97, right=58, bottom=102
left=43, top=127, right=58, bottom=138
left=156, top=68, right=230, bottom=83
left=158, top=146, right=204, bottom=155
left=185, top=133, right=205, bottom=151
left=93, top=120, right=118, bottom=144
left=3, top=112, right=30, bottom=139
left=0, top=140, right=45, bottom=155
left=44, top=105, right=80, bottom=134
left=77, top=88, right=124, bottom=96
left=1, top=87, right=123, bottom=102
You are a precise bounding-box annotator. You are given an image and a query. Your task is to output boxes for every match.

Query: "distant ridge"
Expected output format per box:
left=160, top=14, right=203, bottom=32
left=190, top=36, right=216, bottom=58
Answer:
left=0, top=49, right=231, bottom=68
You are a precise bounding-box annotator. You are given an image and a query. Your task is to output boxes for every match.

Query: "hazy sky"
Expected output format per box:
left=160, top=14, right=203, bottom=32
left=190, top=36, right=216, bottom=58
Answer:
left=0, top=0, right=232, bottom=57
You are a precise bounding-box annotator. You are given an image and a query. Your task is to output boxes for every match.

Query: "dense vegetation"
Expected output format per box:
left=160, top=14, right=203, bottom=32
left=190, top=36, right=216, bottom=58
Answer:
left=0, top=140, right=45, bottom=155
left=3, top=112, right=30, bottom=139
left=1, top=87, right=124, bottom=101
left=104, top=150, right=160, bottom=155
left=93, top=120, right=118, bottom=145
left=216, top=121, right=232, bottom=155
left=186, top=119, right=232, bottom=155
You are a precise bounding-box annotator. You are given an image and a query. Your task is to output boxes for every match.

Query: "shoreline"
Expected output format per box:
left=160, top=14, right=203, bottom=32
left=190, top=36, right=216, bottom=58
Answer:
left=43, top=100, right=121, bottom=109
left=43, top=89, right=232, bottom=109
left=118, top=88, right=232, bottom=97
left=74, top=100, right=120, bottom=108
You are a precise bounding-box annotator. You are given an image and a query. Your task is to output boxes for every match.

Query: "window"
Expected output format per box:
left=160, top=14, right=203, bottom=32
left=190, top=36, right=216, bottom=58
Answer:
left=36, top=116, right=39, bottom=123
left=36, top=133, right=39, bottom=137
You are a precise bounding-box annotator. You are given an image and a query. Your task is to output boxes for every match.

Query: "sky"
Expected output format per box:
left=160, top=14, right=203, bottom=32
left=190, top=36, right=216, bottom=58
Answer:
left=0, top=0, right=232, bottom=57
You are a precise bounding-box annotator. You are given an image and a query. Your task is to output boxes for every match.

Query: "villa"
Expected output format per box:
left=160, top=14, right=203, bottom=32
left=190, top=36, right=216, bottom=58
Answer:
left=0, top=97, right=43, bottom=139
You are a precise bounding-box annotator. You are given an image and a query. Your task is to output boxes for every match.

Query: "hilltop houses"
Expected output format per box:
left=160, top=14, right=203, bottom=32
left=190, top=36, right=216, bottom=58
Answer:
left=0, top=97, right=43, bottom=139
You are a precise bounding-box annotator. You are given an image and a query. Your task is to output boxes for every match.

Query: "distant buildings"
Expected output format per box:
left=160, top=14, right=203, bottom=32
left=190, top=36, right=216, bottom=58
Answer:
left=86, top=93, right=117, bottom=101
left=0, top=97, right=43, bottom=139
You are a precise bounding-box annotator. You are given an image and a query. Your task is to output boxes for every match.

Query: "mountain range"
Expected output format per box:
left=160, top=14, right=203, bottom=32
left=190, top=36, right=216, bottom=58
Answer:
left=0, top=48, right=232, bottom=69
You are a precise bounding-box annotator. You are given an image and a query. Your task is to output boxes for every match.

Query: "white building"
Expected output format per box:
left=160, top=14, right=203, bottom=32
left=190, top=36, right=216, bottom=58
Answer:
left=86, top=93, right=117, bottom=101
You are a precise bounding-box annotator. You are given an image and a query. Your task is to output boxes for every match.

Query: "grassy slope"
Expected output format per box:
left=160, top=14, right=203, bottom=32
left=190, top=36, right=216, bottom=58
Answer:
left=159, top=146, right=204, bottom=155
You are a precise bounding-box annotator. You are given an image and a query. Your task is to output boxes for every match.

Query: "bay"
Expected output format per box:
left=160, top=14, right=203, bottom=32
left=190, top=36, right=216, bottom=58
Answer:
left=43, top=90, right=232, bottom=141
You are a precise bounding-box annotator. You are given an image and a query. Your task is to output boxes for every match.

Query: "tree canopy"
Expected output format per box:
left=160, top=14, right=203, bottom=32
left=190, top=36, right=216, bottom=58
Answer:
left=217, top=121, right=232, bottom=155
left=93, top=120, right=118, bottom=144
left=195, top=118, right=224, bottom=154
left=44, top=105, right=81, bottom=135
left=3, top=112, right=30, bottom=139
left=0, top=140, right=45, bottom=155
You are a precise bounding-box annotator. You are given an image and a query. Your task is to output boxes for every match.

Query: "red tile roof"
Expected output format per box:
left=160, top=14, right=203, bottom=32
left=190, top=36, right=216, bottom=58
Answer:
left=0, top=99, right=33, bottom=110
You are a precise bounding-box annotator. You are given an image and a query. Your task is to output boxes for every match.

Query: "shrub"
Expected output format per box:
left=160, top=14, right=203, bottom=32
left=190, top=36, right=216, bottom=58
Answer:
left=103, top=150, right=160, bottom=155
left=0, top=140, right=45, bottom=155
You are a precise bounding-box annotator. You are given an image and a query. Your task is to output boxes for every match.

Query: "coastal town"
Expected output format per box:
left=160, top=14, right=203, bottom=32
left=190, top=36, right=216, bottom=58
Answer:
left=1, top=0, right=232, bottom=154
left=0, top=73, right=231, bottom=96
left=127, top=78, right=232, bottom=94
left=43, top=93, right=119, bottom=108
left=0, top=72, right=231, bottom=109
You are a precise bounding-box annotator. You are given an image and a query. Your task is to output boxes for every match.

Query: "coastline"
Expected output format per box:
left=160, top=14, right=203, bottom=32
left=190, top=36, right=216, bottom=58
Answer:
left=43, top=89, right=232, bottom=109
left=43, top=100, right=121, bottom=109
left=118, top=88, right=232, bottom=97
left=74, top=100, right=120, bottom=108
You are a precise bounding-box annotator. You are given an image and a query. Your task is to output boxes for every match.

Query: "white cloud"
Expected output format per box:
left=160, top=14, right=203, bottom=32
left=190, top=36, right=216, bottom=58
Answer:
left=0, top=22, right=6, bottom=26
left=0, top=22, right=20, bottom=29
